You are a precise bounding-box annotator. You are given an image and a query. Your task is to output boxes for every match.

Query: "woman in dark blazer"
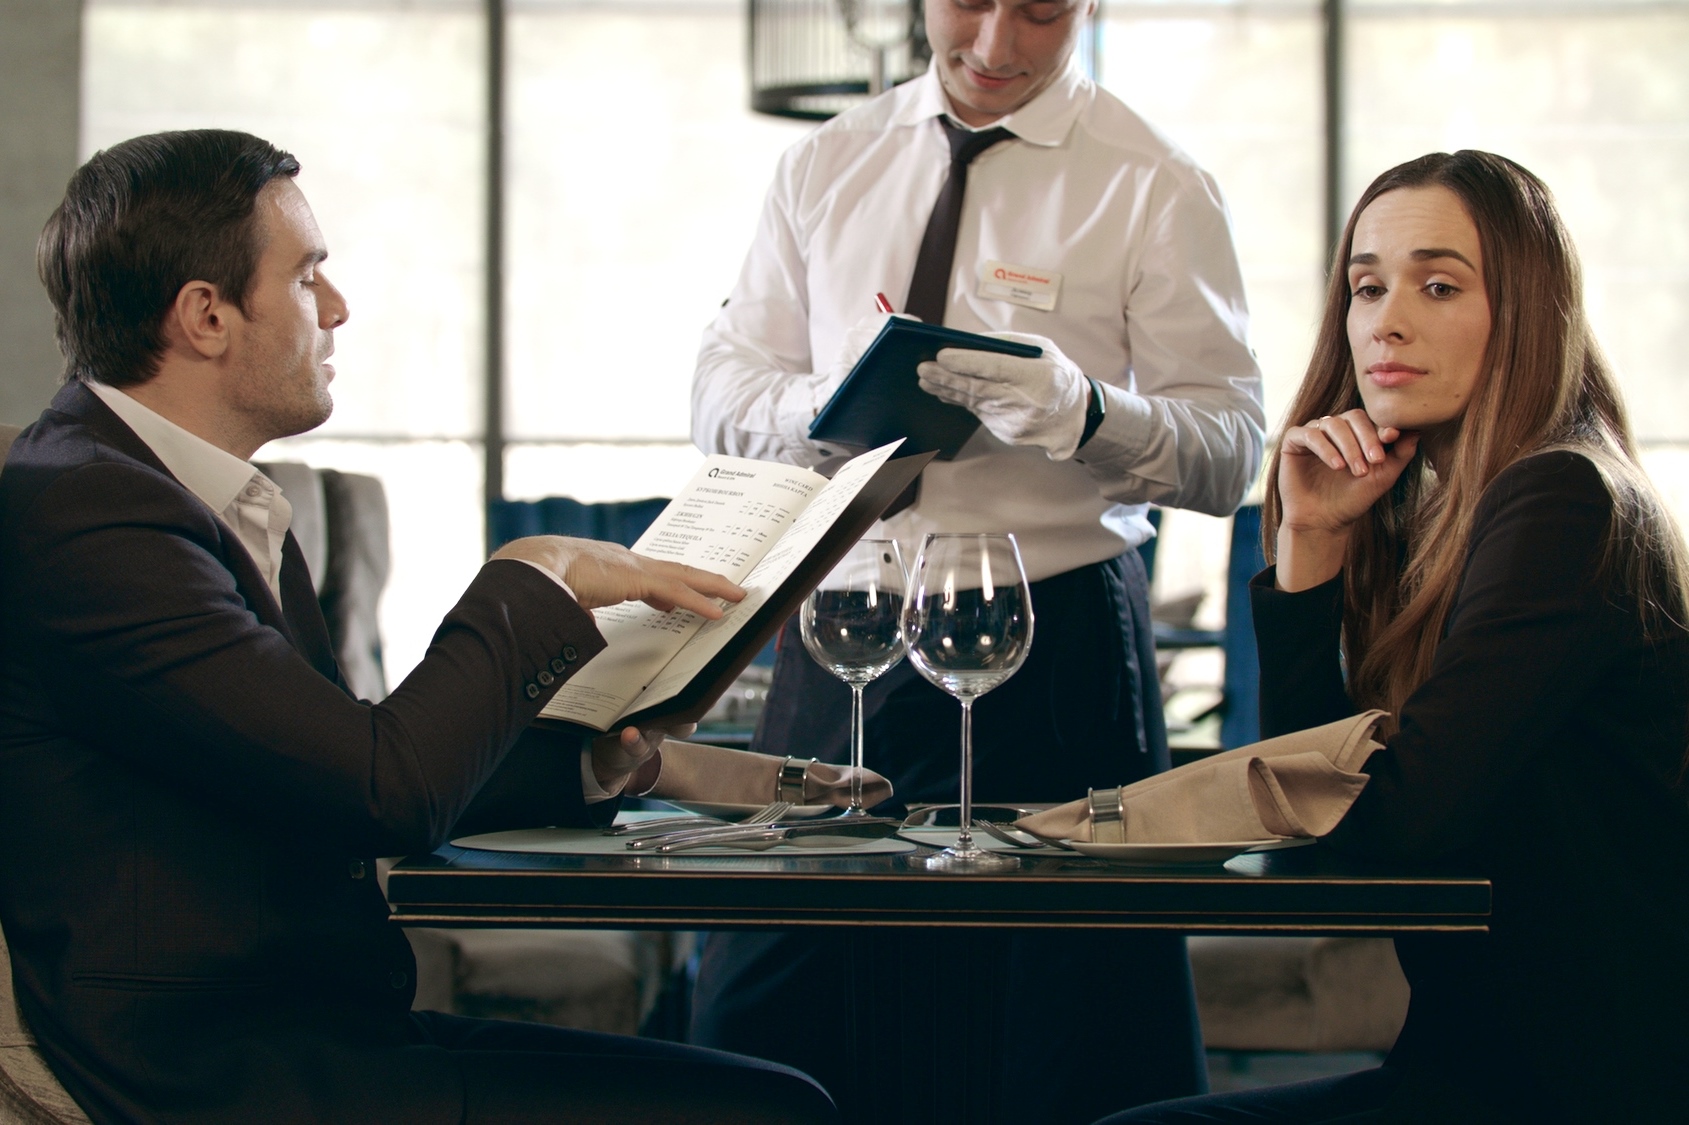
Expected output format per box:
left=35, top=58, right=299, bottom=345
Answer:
left=1099, top=150, right=1689, bottom=1123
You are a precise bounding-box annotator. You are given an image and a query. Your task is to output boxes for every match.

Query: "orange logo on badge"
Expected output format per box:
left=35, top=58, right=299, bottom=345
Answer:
left=980, top=260, right=1061, bottom=312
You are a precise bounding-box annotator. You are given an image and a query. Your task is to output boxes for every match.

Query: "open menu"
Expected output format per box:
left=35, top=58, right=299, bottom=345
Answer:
left=537, top=441, right=932, bottom=732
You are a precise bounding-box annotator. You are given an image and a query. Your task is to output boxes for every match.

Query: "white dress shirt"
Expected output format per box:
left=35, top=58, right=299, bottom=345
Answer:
left=89, top=381, right=292, bottom=603
left=693, top=60, right=1265, bottom=583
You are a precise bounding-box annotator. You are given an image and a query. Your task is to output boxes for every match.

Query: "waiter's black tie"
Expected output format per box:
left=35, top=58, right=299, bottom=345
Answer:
left=884, top=118, right=1015, bottom=516
left=904, top=119, right=1016, bottom=325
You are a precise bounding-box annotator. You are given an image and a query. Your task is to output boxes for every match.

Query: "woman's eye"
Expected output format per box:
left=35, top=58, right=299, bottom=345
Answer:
left=1352, top=284, right=1383, bottom=301
left=1426, top=282, right=1457, bottom=298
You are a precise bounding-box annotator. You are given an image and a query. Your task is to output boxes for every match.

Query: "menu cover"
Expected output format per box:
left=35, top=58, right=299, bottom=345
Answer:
left=808, top=319, right=1043, bottom=460
left=534, top=441, right=934, bottom=733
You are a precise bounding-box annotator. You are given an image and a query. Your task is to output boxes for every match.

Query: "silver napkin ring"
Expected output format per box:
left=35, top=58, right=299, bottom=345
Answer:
left=1088, top=786, right=1126, bottom=844
left=778, top=757, right=815, bottom=804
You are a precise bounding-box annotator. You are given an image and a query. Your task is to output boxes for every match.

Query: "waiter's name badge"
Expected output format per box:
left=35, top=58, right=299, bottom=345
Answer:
left=978, top=260, right=1061, bottom=312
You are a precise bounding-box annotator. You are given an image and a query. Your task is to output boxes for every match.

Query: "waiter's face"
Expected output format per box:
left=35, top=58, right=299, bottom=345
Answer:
left=927, top=0, right=1094, bottom=127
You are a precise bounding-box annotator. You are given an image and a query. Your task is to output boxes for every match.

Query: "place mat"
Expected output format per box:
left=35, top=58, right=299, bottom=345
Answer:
left=451, top=826, right=917, bottom=856
left=897, top=827, right=1027, bottom=854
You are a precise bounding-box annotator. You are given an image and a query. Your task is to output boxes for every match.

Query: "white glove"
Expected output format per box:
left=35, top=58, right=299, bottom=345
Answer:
left=824, top=312, right=909, bottom=386
left=916, top=331, right=1090, bottom=460
left=800, top=313, right=915, bottom=461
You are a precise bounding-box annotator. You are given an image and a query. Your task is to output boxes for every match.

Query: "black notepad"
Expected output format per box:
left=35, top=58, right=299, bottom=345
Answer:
left=808, top=319, right=1043, bottom=460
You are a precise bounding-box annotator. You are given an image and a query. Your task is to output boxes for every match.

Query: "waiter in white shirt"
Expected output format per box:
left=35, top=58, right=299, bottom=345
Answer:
left=689, top=1, right=1264, bottom=1119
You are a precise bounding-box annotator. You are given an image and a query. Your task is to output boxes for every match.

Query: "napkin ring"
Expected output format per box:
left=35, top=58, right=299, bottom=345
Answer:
left=778, top=757, right=815, bottom=804
left=1088, top=787, right=1126, bottom=844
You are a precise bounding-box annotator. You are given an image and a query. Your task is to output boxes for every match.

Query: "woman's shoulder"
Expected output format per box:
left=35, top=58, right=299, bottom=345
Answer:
left=1460, top=450, right=1621, bottom=582
left=1476, top=448, right=1613, bottom=527
left=1489, top=447, right=1607, bottom=494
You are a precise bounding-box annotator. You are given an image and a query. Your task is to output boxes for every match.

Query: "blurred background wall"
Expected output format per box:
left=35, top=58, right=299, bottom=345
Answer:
left=0, top=0, right=79, bottom=425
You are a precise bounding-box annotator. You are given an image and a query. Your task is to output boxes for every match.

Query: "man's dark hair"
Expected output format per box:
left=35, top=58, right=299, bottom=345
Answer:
left=37, top=129, right=301, bottom=387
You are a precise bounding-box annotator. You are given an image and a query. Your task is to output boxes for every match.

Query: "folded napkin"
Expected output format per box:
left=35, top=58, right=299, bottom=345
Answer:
left=1016, top=711, right=1386, bottom=844
left=640, top=740, right=894, bottom=809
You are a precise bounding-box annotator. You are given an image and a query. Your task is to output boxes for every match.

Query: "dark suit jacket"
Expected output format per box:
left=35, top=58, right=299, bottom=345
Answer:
left=0, top=382, right=611, bottom=1124
left=1252, top=451, right=1689, bottom=1122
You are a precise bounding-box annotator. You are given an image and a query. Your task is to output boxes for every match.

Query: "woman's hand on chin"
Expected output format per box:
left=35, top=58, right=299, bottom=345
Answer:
left=1275, top=410, right=1420, bottom=591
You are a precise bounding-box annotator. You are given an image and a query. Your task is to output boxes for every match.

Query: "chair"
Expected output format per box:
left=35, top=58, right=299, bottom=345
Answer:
left=255, top=462, right=390, bottom=701
left=1188, top=934, right=1408, bottom=1056
left=1142, top=502, right=1410, bottom=1067
left=487, top=496, right=668, bottom=554
left=1145, top=504, right=1263, bottom=752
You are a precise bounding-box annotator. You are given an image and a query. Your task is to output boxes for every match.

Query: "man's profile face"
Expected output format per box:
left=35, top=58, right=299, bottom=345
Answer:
left=222, top=179, right=347, bottom=444
left=926, top=0, right=1094, bottom=127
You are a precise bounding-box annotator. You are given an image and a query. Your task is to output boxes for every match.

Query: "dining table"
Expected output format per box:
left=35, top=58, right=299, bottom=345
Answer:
left=385, top=834, right=1489, bottom=935
left=386, top=823, right=1487, bottom=1123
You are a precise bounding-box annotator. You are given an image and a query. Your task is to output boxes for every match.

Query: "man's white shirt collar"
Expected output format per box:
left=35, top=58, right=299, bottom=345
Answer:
left=887, top=57, right=1090, bottom=147
left=88, top=380, right=291, bottom=603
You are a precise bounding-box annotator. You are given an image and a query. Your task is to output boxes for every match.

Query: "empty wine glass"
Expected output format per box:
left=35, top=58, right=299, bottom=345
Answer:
left=902, top=533, right=1034, bottom=872
left=800, top=538, right=907, bottom=815
left=838, top=0, right=915, bottom=95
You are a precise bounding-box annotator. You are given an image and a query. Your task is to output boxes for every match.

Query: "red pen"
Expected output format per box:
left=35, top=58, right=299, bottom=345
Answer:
left=874, top=292, right=895, bottom=314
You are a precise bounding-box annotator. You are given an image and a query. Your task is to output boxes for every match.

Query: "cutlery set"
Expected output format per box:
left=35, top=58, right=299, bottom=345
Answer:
left=606, top=804, right=1077, bottom=854
left=603, top=801, right=792, bottom=840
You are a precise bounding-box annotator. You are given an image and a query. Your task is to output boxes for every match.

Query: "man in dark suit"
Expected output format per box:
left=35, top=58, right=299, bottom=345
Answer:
left=0, top=129, right=836, bottom=1124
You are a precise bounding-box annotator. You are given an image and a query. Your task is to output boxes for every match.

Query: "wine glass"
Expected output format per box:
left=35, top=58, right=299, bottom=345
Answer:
left=902, top=533, right=1034, bottom=872
left=799, top=538, right=907, bottom=816
left=837, top=0, right=915, bottom=95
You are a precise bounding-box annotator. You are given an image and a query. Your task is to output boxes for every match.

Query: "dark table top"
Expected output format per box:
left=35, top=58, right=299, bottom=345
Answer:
left=387, top=840, right=1490, bottom=936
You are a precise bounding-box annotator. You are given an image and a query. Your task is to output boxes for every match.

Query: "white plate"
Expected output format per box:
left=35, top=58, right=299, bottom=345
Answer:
left=1061, top=837, right=1316, bottom=865
left=663, top=800, right=833, bottom=820
left=1244, top=836, right=1319, bottom=854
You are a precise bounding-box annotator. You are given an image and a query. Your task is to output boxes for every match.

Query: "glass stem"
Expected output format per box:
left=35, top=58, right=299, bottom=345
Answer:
left=957, top=697, right=975, bottom=850
left=848, top=683, right=866, bottom=813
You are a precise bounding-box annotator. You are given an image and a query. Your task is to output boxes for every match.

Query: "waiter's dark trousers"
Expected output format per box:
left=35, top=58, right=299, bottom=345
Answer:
left=689, top=552, right=1206, bottom=1125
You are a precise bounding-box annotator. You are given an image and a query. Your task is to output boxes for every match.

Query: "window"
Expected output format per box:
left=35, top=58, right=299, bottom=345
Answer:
left=1347, top=0, right=1689, bottom=444
left=83, top=0, right=1689, bottom=681
left=1101, top=0, right=1325, bottom=425
left=502, top=0, right=807, bottom=502
left=84, top=0, right=487, bottom=682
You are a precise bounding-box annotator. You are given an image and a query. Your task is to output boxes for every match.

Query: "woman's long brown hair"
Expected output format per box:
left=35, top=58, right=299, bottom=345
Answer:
left=1262, top=151, right=1689, bottom=727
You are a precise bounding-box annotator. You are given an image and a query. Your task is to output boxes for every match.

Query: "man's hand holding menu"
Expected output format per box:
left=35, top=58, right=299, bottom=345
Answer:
left=492, top=536, right=746, bottom=618
left=536, top=440, right=929, bottom=733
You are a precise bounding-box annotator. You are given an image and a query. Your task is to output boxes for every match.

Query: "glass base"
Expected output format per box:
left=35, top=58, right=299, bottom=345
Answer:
left=837, top=805, right=869, bottom=818
left=921, top=844, right=1019, bottom=873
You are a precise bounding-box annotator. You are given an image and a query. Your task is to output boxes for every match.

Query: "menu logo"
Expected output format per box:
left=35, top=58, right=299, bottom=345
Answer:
left=708, top=467, right=755, bottom=481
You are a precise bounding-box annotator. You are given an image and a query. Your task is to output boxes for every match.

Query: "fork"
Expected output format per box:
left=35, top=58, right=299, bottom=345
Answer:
left=624, top=801, right=793, bottom=850
left=603, top=814, right=724, bottom=838
left=972, top=818, right=1078, bottom=851
left=605, top=800, right=789, bottom=838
